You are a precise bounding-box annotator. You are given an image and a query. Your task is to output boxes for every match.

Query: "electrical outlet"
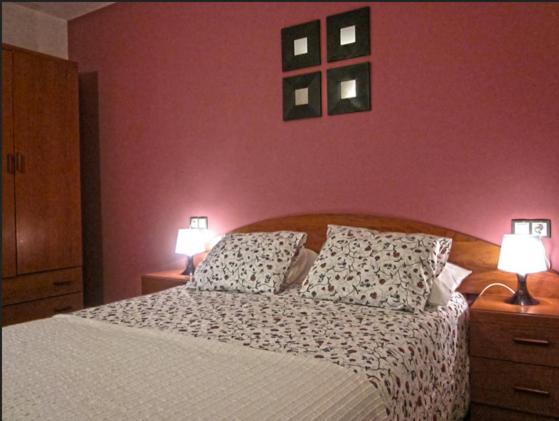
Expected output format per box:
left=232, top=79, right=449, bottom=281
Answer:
left=511, top=219, right=551, bottom=238
left=189, top=216, right=208, bottom=229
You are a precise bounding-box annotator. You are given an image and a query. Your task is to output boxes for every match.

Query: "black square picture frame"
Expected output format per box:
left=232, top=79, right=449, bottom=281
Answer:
left=281, top=20, right=321, bottom=71
left=327, top=62, right=370, bottom=115
left=283, top=71, right=321, bottom=121
left=327, top=7, right=370, bottom=62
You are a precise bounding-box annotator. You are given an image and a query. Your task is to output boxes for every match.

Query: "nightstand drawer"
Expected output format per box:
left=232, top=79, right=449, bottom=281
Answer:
left=471, top=403, right=557, bottom=421
left=470, top=318, right=559, bottom=367
left=471, top=357, right=559, bottom=417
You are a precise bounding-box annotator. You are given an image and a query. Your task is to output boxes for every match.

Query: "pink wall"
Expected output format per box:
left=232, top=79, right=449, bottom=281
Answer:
left=69, top=3, right=559, bottom=304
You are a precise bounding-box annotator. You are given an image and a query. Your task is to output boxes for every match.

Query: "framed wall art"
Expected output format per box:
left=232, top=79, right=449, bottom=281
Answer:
left=327, top=62, right=370, bottom=115
left=281, top=20, right=321, bottom=71
left=283, top=71, right=321, bottom=121
left=327, top=7, right=370, bottom=62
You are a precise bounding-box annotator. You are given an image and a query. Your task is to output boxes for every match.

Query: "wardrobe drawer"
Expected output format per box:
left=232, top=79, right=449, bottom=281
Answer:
left=471, top=357, right=559, bottom=418
left=2, top=293, right=83, bottom=326
left=2, top=268, right=82, bottom=305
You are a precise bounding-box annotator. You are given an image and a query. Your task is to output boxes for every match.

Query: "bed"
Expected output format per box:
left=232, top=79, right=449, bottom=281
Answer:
left=1, top=213, right=531, bottom=420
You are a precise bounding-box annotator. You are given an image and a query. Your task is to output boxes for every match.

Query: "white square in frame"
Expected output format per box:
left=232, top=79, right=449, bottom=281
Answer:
left=340, top=25, right=356, bottom=46
left=294, top=87, right=309, bottom=106
left=293, top=37, right=308, bottom=56
left=340, top=79, right=357, bottom=99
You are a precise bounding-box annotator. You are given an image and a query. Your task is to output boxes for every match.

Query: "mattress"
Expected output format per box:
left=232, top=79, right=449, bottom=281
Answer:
left=73, top=285, right=470, bottom=420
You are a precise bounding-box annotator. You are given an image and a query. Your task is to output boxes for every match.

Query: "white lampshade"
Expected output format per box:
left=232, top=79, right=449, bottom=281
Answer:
left=175, top=228, right=207, bottom=257
left=498, top=234, right=547, bottom=275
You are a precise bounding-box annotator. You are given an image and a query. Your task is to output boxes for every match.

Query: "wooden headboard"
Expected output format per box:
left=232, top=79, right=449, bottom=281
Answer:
left=233, top=213, right=559, bottom=298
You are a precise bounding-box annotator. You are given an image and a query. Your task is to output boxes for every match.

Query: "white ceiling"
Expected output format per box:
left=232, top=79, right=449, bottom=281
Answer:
left=9, top=2, right=114, bottom=20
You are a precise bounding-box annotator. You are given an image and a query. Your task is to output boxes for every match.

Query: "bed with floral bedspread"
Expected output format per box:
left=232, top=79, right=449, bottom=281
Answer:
left=74, top=284, right=469, bottom=421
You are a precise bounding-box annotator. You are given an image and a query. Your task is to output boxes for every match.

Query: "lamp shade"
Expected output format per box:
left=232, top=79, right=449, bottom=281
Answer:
left=175, top=228, right=207, bottom=257
left=497, top=234, right=547, bottom=275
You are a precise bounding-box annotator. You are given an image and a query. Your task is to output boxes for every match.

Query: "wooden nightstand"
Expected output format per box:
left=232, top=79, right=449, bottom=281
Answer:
left=469, top=294, right=559, bottom=420
left=141, top=270, right=190, bottom=295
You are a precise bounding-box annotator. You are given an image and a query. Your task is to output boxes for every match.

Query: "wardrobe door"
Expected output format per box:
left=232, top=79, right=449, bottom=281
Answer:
left=2, top=49, right=16, bottom=278
left=13, top=52, right=82, bottom=274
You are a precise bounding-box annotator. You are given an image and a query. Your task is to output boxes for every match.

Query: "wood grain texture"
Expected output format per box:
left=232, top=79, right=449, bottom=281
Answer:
left=2, top=48, right=16, bottom=278
left=470, top=318, right=559, bottom=367
left=13, top=50, right=82, bottom=274
left=2, top=267, right=83, bottom=305
left=471, top=403, right=557, bottom=421
left=2, top=292, right=83, bottom=326
left=2, top=43, right=74, bottom=64
left=231, top=213, right=559, bottom=297
left=2, top=47, right=84, bottom=326
left=471, top=294, right=559, bottom=318
left=141, top=271, right=190, bottom=295
left=460, top=270, right=559, bottom=299
left=470, top=294, right=559, bottom=418
left=470, top=357, right=559, bottom=417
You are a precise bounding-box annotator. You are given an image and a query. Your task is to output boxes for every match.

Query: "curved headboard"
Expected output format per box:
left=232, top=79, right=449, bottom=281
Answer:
left=232, top=213, right=559, bottom=298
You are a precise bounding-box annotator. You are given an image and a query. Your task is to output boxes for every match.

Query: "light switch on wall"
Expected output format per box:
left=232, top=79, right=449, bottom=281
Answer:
left=511, top=219, right=551, bottom=238
left=190, top=216, right=208, bottom=229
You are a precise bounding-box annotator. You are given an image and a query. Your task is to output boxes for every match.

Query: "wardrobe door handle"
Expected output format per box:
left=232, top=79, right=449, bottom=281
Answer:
left=15, top=152, right=24, bottom=173
left=6, top=154, right=15, bottom=174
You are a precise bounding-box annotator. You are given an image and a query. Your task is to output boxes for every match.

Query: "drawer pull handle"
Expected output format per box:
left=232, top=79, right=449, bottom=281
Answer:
left=514, top=386, right=550, bottom=397
left=513, top=337, right=550, bottom=346
left=53, top=280, right=72, bottom=287
left=53, top=306, right=73, bottom=313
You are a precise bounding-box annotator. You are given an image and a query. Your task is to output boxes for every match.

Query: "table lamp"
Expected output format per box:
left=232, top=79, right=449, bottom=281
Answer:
left=175, top=228, right=207, bottom=276
left=497, top=234, right=547, bottom=306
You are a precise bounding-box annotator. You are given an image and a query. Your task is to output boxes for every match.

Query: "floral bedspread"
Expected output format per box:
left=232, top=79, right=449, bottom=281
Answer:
left=75, top=286, right=469, bottom=421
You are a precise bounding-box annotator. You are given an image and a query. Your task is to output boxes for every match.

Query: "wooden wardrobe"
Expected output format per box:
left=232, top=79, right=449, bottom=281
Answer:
left=2, top=45, right=83, bottom=325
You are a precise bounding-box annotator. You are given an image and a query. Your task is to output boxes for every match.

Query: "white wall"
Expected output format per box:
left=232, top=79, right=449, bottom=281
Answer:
left=2, top=2, right=67, bottom=58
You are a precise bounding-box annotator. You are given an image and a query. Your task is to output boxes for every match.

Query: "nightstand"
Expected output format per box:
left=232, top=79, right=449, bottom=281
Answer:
left=469, top=294, right=559, bottom=420
left=141, top=270, right=190, bottom=295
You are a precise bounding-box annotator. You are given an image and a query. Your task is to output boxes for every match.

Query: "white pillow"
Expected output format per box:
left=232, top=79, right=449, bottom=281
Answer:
left=428, top=262, right=472, bottom=306
left=284, top=248, right=318, bottom=287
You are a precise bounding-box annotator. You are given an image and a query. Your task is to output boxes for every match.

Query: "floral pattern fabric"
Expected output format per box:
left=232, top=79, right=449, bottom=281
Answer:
left=191, top=231, right=307, bottom=294
left=301, top=225, right=452, bottom=312
left=75, top=286, right=469, bottom=421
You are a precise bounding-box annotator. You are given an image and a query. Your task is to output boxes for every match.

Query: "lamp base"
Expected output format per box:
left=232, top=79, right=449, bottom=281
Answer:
left=505, top=274, right=539, bottom=306
left=181, top=255, right=195, bottom=277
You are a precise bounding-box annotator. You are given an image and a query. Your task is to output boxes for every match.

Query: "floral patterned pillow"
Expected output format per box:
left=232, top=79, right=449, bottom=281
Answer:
left=191, top=231, right=307, bottom=294
left=300, top=225, right=452, bottom=312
